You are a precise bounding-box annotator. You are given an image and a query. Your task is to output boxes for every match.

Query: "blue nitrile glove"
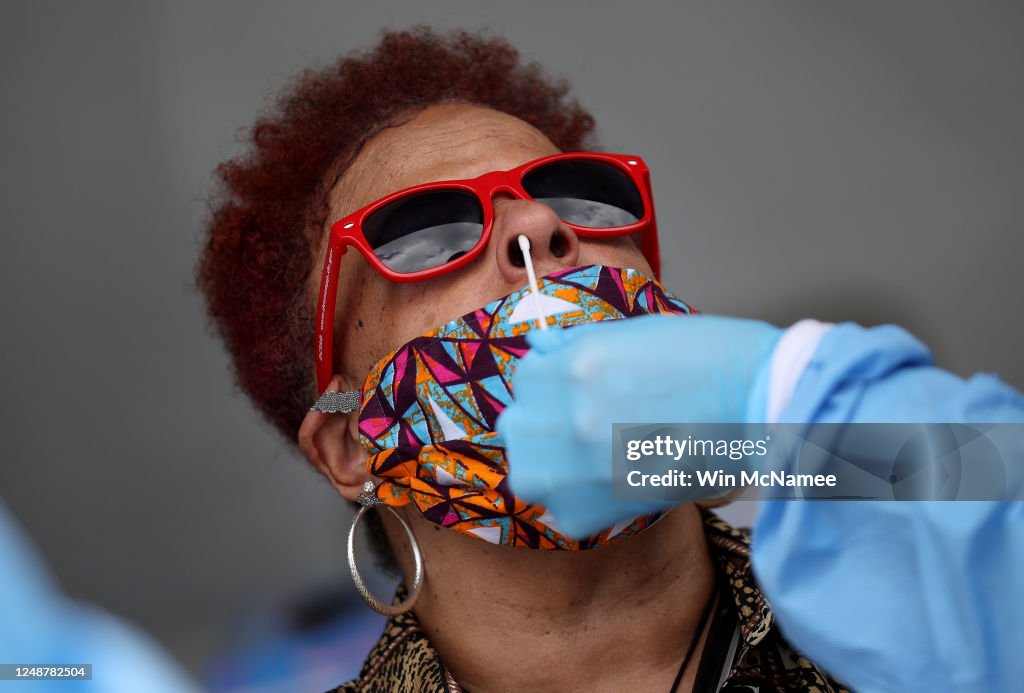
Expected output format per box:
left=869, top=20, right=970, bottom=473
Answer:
left=496, top=314, right=782, bottom=538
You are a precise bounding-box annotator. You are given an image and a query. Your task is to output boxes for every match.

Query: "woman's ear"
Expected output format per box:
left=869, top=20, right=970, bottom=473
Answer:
left=298, top=376, right=370, bottom=502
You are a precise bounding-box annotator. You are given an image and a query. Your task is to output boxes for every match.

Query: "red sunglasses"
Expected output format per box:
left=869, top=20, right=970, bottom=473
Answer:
left=314, top=151, right=662, bottom=393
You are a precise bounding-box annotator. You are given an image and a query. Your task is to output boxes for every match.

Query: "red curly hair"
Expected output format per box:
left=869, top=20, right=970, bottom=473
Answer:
left=197, top=27, right=597, bottom=443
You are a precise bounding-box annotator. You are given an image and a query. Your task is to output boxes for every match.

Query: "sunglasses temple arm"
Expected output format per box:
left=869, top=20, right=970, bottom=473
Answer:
left=315, top=241, right=349, bottom=394
left=641, top=169, right=661, bottom=279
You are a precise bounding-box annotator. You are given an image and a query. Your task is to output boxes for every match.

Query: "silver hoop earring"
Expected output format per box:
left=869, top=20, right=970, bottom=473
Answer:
left=347, top=481, right=424, bottom=616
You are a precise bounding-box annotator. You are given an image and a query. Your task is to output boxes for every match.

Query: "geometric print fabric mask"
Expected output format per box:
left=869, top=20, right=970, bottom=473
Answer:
left=357, top=265, right=696, bottom=550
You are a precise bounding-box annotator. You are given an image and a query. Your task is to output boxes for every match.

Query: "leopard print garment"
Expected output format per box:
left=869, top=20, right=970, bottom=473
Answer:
left=329, top=511, right=851, bottom=692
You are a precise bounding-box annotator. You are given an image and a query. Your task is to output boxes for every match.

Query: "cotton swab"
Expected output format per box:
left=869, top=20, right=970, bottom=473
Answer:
left=517, top=234, right=549, bottom=331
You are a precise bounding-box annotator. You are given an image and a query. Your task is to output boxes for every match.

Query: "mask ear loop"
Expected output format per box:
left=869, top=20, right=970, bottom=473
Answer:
left=517, top=235, right=549, bottom=331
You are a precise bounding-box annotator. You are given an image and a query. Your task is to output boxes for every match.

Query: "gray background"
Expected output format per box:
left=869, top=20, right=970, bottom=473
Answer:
left=2, top=0, right=1021, bottom=680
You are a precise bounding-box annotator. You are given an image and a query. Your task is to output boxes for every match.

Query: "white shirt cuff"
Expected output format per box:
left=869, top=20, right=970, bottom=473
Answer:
left=766, top=319, right=835, bottom=424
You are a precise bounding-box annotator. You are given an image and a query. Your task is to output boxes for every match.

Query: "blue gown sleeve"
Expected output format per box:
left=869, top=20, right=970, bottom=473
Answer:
left=752, top=323, right=1024, bottom=692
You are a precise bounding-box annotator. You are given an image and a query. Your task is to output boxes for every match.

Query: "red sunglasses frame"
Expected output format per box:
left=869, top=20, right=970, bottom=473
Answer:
left=314, top=151, right=662, bottom=393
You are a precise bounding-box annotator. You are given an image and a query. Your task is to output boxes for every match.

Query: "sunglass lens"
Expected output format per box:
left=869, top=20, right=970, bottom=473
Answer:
left=363, top=190, right=484, bottom=273
left=522, top=160, right=644, bottom=227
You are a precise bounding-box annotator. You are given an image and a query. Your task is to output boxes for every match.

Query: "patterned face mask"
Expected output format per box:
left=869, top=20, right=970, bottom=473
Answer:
left=358, top=265, right=695, bottom=549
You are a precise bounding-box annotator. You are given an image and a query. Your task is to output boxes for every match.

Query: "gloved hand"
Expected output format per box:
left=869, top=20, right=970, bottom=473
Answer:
left=0, top=500, right=201, bottom=692
left=496, top=313, right=782, bottom=538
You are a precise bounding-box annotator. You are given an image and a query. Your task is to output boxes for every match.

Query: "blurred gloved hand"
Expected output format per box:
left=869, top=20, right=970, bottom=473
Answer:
left=496, top=314, right=782, bottom=538
left=0, top=500, right=201, bottom=693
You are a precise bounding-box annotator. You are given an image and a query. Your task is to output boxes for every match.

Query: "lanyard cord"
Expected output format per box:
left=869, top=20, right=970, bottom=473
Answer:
left=669, top=583, right=719, bottom=693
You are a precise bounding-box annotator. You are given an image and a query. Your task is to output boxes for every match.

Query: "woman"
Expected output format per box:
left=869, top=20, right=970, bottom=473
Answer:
left=198, top=27, right=846, bottom=691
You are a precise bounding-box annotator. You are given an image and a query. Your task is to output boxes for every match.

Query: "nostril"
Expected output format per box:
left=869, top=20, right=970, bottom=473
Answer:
left=549, top=230, right=568, bottom=258
left=507, top=238, right=525, bottom=268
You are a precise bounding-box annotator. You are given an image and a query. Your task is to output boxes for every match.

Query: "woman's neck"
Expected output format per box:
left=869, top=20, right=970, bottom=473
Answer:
left=382, top=505, right=717, bottom=692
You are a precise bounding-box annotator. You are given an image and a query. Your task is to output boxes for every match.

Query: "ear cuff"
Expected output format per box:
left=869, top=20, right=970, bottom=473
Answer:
left=310, top=390, right=361, bottom=414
